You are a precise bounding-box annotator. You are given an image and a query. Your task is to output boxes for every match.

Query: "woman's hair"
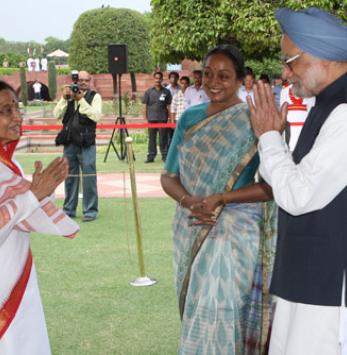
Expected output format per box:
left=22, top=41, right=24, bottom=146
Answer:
left=0, top=81, right=17, bottom=96
left=203, top=44, right=245, bottom=80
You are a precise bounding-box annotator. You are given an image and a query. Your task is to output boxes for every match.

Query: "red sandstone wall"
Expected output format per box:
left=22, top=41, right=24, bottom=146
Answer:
left=0, top=59, right=202, bottom=100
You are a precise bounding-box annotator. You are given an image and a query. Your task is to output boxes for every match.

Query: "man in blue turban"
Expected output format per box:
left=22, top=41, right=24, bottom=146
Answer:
left=248, top=7, right=347, bottom=355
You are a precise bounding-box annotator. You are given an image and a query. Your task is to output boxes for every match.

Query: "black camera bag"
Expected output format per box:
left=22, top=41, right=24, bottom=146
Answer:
left=55, top=90, right=96, bottom=147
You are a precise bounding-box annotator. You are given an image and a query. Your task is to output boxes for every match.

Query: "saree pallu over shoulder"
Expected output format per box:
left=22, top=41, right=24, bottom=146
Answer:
left=179, top=103, right=256, bottom=196
left=0, top=249, right=32, bottom=339
left=0, top=161, right=80, bottom=342
left=171, top=103, right=277, bottom=355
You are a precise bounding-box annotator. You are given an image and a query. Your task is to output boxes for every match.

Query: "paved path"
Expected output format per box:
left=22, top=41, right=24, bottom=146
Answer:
left=22, top=113, right=167, bottom=199
left=51, top=173, right=167, bottom=199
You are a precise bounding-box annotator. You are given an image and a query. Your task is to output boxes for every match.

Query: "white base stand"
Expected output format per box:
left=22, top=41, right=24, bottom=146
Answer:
left=130, top=276, right=157, bottom=287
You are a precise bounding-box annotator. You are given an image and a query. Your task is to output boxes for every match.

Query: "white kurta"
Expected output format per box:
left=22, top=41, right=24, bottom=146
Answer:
left=258, top=103, right=347, bottom=355
left=0, top=162, right=79, bottom=355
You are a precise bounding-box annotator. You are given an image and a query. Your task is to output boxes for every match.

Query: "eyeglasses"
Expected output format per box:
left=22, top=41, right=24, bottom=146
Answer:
left=0, top=105, right=23, bottom=118
left=281, top=52, right=303, bottom=70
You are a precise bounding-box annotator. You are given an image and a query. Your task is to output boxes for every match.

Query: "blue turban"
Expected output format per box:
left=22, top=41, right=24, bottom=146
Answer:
left=276, top=7, right=347, bottom=61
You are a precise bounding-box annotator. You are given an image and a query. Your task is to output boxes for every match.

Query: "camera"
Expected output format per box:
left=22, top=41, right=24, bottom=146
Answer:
left=70, top=70, right=80, bottom=94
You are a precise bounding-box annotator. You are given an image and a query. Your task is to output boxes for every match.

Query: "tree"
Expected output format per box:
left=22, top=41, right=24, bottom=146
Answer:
left=69, top=8, right=154, bottom=74
left=0, top=38, right=42, bottom=57
left=44, top=36, right=70, bottom=56
left=150, top=0, right=347, bottom=63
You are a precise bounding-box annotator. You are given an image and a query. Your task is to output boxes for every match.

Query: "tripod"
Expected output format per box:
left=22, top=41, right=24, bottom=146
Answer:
left=104, top=73, right=134, bottom=162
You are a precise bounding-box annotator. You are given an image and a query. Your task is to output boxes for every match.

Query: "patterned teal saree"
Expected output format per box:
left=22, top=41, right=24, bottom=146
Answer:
left=164, top=102, right=277, bottom=355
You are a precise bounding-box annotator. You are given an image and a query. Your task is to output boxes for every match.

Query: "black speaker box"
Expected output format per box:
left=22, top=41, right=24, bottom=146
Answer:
left=108, top=44, right=128, bottom=74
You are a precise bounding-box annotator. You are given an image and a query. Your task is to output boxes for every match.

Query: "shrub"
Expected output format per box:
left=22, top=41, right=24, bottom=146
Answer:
left=69, top=8, right=154, bottom=74
left=56, top=67, right=71, bottom=75
left=0, top=67, right=20, bottom=75
left=0, top=52, right=26, bottom=68
left=245, top=57, right=283, bottom=79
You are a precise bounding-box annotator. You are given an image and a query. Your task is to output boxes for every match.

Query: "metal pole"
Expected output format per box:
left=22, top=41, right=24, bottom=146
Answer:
left=125, top=137, right=156, bottom=287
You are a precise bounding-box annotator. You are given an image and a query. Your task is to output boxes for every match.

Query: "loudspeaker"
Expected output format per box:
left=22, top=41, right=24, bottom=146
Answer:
left=108, top=44, right=128, bottom=74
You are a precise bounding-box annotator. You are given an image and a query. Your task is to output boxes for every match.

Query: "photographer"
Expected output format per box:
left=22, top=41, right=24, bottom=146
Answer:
left=53, top=70, right=102, bottom=222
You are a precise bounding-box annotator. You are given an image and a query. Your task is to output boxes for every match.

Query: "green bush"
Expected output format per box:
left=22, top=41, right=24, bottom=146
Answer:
left=0, top=52, right=26, bottom=67
left=0, top=67, right=20, bottom=75
left=245, top=57, right=283, bottom=79
left=56, top=67, right=71, bottom=75
left=102, top=97, right=143, bottom=117
left=69, top=8, right=154, bottom=74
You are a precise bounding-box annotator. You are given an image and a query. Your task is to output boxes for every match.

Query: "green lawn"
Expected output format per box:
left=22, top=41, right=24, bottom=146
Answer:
left=15, top=146, right=165, bottom=175
left=31, top=198, right=180, bottom=355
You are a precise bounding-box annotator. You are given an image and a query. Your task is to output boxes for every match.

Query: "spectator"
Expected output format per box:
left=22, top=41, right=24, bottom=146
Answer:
left=27, top=57, right=34, bottom=72
left=280, top=82, right=315, bottom=151
left=32, top=80, right=42, bottom=101
left=166, top=71, right=180, bottom=97
left=184, top=70, right=209, bottom=108
left=53, top=71, right=102, bottom=222
left=271, top=74, right=283, bottom=108
left=34, top=58, right=40, bottom=72
left=170, top=76, right=190, bottom=123
left=143, top=71, right=172, bottom=163
left=238, top=68, right=255, bottom=103
left=168, top=76, right=190, bottom=145
left=40, top=57, right=48, bottom=71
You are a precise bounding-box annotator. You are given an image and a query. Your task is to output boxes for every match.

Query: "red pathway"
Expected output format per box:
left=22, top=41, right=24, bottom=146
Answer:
left=35, top=172, right=167, bottom=199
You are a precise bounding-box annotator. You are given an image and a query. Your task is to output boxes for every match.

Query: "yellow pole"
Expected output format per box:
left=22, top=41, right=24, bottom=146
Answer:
left=125, top=137, right=156, bottom=286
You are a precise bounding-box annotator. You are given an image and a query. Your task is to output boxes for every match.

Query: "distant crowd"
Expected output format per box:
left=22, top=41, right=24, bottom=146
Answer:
left=142, top=66, right=315, bottom=163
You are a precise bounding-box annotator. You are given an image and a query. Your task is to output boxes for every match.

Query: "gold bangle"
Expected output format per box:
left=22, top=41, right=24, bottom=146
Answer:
left=179, top=194, right=188, bottom=207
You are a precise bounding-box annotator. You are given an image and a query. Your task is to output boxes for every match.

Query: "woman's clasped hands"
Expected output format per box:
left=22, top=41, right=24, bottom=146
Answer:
left=187, top=193, right=225, bottom=226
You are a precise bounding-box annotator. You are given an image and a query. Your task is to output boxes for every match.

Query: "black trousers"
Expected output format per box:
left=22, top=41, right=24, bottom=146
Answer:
left=147, top=123, right=169, bottom=160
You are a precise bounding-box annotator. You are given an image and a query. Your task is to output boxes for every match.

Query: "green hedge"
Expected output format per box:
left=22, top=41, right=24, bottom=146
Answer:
left=245, top=57, right=283, bottom=79
left=56, top=67, right=71, bottom=75
left=0, top=67, right=20, bottom=75
left=69, top=8, right=154, bottom=74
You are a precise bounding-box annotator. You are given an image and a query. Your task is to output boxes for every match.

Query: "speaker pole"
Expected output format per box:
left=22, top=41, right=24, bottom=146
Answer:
left=118, top=73, right=126, bottom=159
left=104, top=74, right=121, bottom=162
left=104, top=43, right=135, bottom=162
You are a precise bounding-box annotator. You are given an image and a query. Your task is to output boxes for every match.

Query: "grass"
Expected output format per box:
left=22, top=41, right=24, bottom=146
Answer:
left=15, top=144, right=166, bottom=174
left=31, top=198, right=180, bottom=355
left=23, top=99, right=144, bottom=118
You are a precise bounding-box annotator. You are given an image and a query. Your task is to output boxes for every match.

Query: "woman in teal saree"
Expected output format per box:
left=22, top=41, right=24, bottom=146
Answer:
left=161, top=45, right=276, bottom=354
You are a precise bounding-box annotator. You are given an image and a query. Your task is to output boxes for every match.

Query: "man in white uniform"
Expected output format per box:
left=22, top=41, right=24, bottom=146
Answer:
left=248, top=7, right=347, bottom=355
left=280, top=82, right=315, bottom=151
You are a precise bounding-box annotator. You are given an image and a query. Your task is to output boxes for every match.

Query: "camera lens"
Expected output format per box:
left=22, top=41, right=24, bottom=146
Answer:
left=70, top=84, right=80, bottom=93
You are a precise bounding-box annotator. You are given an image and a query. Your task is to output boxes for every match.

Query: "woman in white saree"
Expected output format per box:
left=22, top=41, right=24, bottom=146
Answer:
left=0, top=81, right=79, bottom=355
